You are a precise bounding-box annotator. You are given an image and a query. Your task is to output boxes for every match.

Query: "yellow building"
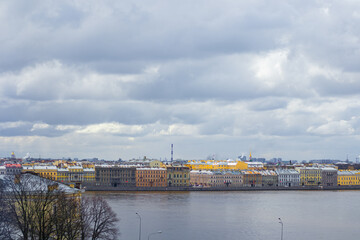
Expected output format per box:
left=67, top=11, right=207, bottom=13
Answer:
left=297, top=167, right=322, bottom=186
left=166, top=165, right=190, bottom=187
left=83, top=167, right=96, bottom=183
left=22, top=165, right=58, bottom=181
left=57, top=168, right=69, bottom=183
left=68, top=166, right=83, bottom=183
left=337, top=171, right=360, bottom=186
left=185, top=160, right=248, bottom=171
left=149, top=160, right=166, bottom=168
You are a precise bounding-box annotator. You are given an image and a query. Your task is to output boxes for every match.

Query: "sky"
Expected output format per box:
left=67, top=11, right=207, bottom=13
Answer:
left=1, top=0, right=360, bottom=161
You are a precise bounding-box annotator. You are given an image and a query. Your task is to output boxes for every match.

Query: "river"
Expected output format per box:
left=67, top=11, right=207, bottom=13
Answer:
left=84, top=190, right=360, bottom=240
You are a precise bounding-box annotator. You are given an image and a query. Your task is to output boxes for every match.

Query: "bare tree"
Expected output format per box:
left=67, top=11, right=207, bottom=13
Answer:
left=31, top=181, right=59, bottom=240
left=53, top=192, right=83, bottom=240
left=2, top=174, right=119, bottom=240
left=0, top=178, right=16, bottom=240
left=2, top=174, right=74, bottom=240
left=4, top=174, right=36, bottom=240
left=80, top=196, right=119, bottom=240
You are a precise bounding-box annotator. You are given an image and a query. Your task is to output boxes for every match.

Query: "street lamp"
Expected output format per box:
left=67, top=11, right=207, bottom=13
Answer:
left=278, top=218, right=283, bottom=240
left=148, top=230, right=162, bottom=240
left=136, top=212, right=142, bottom=240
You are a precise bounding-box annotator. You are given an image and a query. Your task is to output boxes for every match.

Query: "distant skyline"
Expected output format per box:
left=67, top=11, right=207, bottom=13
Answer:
left=1, top=1, right=360, bottom=161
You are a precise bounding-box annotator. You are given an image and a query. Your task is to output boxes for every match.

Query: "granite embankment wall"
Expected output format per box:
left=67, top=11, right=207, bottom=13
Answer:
left=83, top=184, right=360, bottom=192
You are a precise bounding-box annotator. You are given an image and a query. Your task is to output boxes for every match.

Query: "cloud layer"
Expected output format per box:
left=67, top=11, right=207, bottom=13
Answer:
left=1, top=0, right=360, bottom=160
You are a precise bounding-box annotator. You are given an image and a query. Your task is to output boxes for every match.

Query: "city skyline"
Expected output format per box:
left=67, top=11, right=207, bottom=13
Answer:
left=1, top=1, right=360, bottom=160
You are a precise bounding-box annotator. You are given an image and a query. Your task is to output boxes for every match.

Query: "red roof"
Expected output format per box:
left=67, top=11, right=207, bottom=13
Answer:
left=5, top=164, right=22, bottom=168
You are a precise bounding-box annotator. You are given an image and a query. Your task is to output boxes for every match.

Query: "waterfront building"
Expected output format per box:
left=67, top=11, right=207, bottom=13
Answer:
left=55, top=164, right=95, bottom=185
left=190, top=171, right=243, bottom=188
left=337, top=171, right=360, bottom=186
left=260, top=170, right=278, bottom=187
left=136, top=168, right=167, bottom=187
left=57, top=167, right=69, bottom=183
left=95, top=165, right=136, bottom=187
left=22, top=165, right=57, bottom=181
left=297, top=167, right=322, bottom=186
left=240, top=170, right=262, bottom=187
left=321, top=168, right=338, bottom=186
left=83, top=167, right=96, bottom=183
left=166, top=166, right=190, bottom=187
left=275, top=169, right=300, bottom=187
left=190, top=170, right=213, bottom=187
left=68, top=165, right=83, bottom=183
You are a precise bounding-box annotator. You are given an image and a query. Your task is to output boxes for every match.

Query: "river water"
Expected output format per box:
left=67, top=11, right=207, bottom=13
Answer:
left=84, top=190, right=360, bottom=240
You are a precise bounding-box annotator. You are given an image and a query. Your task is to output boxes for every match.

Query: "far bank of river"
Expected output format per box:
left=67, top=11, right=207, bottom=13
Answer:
left=84, top=184, right=360, bottom=191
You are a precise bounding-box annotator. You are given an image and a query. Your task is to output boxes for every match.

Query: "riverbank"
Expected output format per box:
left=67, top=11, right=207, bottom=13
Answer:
left=83, top=184, right=360, bottom=191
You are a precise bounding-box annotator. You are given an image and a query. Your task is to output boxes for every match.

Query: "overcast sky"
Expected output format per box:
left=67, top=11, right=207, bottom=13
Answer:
left=1, top=0, right=360, bottom=161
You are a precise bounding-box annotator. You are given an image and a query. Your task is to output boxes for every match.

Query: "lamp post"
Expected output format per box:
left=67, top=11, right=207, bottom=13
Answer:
left=136, top=212, right=141, bottom=240
left=148, top=230, right=162, bottom=240
left=278, top=218, right=283, bottom=240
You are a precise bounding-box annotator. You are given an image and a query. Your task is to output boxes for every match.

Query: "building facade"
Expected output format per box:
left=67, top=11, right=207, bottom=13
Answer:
left=260, top=170, right=278, bottom=187
left=0, top=166, right=5, bottom=175
left=275, top=169, right=300, bottom=187
left=190, top=171, right=243, bottom=188
left=22, top=165, right=57, bottom=181
left=297, top=167, right=322, bottom=186
left=186, top=160, right=248, bottom=171
left=241, top=170, right=262, bottom=187
left=95, top=166, right=136, bottom=187
left=5, top=164, right=22, bottom=175
left=337, top=171, right=360, bottom=186
left=166, top=166, right=190, bottom=187
left=136, top=168, right=167, bottom=187
left=321, top=168, right=338, bottom=186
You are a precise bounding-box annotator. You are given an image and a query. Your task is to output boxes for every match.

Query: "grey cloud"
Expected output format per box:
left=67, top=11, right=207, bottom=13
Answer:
left=0, top=1, right=294, bottom=72
left=248, top=98, right=289, bottom=111
left=0, top=98, right=212, bottom=127
left=1, top=0, right=360, bottom=160
left=0, top=121, right=73, bottom=137
left=312, top=75, right=360, bottom=96
left=285, top=2, right=360, bottom=72
left=0, top=100, right=160, bottom=125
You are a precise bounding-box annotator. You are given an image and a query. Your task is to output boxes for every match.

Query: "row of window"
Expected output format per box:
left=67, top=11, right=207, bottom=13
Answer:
left=138, top=175, right=165, bottom=178
left=138, top=179, right=165, bottom=182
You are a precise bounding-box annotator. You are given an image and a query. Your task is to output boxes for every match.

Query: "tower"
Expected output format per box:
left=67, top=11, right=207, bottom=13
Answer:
left=171, top=144, right=173, bottom=162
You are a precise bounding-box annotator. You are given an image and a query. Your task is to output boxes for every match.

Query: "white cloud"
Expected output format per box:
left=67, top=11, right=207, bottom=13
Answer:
left=77, top=122, right=144, bottom=135
left=307, top=120, right=355, bottom=136
left=252, top=49, right=288, bottom=88
left=158, top=124, right=199, bottom=136
left=31, top=123, right=50, bottom=131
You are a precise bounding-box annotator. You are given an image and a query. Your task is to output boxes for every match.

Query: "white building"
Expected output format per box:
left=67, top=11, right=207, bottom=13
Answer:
left=275, top=169, right=300, bottom=187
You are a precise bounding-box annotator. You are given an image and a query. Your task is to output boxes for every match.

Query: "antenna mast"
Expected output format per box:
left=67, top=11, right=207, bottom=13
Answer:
left=171, top=144, right=173, bottom=162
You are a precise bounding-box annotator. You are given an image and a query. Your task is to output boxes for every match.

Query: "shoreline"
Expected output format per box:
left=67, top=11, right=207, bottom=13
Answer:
left=83, top=185, right=360, bottom=192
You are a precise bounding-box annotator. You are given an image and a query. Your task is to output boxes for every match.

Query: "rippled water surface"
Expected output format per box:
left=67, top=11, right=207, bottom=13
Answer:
left=84, top=191, right=360, bottom=240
